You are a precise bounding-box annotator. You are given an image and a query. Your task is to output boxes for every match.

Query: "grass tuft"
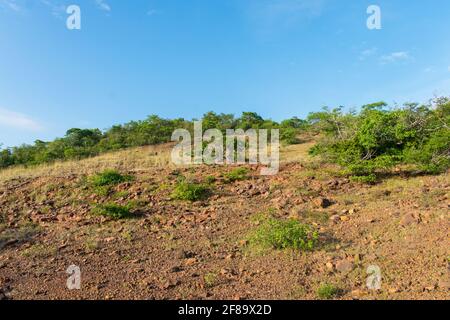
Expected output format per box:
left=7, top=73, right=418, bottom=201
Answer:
left=224, top=167, right=249, bottom=183
left=89, top=169, right=133, bottom=187
left=317, top=283, right=341, bottom=300
left=92, top=203, right=133, bottom=220
left=249, top=216, right=318, bottom=251
left=171, top=181, right=210, bottom=202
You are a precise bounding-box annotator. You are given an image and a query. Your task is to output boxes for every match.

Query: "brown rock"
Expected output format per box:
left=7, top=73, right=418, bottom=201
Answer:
left=438, top=280, right=450, bottom=290
left=313, top=198, right=333, bottom=208
left=400, top=213, right=419, bottom=227
left=329, top=215, right=340, bottom=223
left=184, top=258, right=197, bottom=266
left=351, top=289, right=365, bottom=299
left=388, top=287, right=399, bottom=293
left=336, top=260, right=354, bottom=274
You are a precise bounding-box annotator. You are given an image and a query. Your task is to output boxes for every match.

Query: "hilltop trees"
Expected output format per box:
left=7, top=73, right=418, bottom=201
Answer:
left=0, top=112, right=303, bottom=169
left=1, top=98, right=448, bottom=175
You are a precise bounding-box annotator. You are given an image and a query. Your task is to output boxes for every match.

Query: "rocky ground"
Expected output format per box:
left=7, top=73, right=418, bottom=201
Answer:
left=0, top=143, right=449, bottom=300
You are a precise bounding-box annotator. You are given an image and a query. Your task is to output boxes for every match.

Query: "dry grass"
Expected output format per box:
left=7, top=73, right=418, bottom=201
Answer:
left=0, top=144, right=175, bottom=184
left=0, top=140, right=316, bottom=185
left=280, top=140, right=316, bottom=164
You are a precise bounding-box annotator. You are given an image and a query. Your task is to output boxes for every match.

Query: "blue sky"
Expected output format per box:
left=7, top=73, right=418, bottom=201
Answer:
left=0, top=0, right=449, bottom=147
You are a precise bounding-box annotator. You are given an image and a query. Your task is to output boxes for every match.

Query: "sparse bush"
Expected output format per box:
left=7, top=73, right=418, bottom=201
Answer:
left=249, top=217, right=318, bottom=251
left=92, top=203, right=133, bottom=219
left=317, top=283, right=340, bottom=299
left=89, top=169, right=133, bottom=187
left=204, top=175, right=216, bottom=184
left=172, top=181, right=210, bottom=201
left=204, top=272, right=218, bottom=287
left=350, top=174, right=377, bottom=184
left=224, top=167, right=249, bottom=183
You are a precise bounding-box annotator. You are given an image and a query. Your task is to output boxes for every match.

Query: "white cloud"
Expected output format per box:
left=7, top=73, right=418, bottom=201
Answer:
left=380, top=51, right=413, bottom=64
left=0, top=108, right=42, bottom=131
left=359, top=47, right=377, bottom=61
left=39, top=0, right=65, bottom=18
left=0, top=0, right=21, bottom=12
left=95, top=0, right=111, bottom=12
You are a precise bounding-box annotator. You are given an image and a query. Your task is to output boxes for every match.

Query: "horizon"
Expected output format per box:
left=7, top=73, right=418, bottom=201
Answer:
left=1, top=0, right=450, bottom=147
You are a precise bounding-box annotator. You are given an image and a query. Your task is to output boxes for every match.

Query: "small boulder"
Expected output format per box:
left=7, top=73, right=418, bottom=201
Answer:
left=313, top=198, right=333, bottom=209
left=336, top=260, right=354, bottom=274
left=400, top=213, right=419, bottom=227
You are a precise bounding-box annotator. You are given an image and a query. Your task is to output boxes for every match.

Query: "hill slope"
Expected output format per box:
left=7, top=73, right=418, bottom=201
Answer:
left=0, top=141, right=448, bottom=300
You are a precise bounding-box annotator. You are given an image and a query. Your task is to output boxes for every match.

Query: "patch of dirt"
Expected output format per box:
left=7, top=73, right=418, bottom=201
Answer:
left=0, top=145, right=449, bottom=300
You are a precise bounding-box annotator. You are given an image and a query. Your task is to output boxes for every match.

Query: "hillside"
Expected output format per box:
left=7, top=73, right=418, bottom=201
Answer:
left=0, top=140, right=448, bottom=300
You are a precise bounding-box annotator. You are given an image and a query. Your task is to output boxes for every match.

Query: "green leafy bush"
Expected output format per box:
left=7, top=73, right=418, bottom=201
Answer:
left=92, top=203, right=133, bottom=219
left=249, top=217, right=318, bottom=251
left=204, top=175, right=217, bottom=184
left=89, top=170, right=133, bottom=187
left=309, top=98, right=450, bottom=177
left=317, top=283, right=341, bottom=299
left=172, top=181, right=210, bottom=201
left=224, top=167, right=249, bottom=182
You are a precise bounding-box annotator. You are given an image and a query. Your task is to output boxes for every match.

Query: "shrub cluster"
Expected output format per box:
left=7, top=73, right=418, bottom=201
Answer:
left=309, top=98, right=450, bottom=178
left=171, top=180, right=210, bottom=202
left=89, top=169, right=133, bottom=187
left=249, top=217, right=318, bottom=251
left=92, top=203, right=133, bottom=220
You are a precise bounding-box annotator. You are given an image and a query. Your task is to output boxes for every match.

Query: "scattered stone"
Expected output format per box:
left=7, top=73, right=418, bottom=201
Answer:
left=400, top=213, right=419, bottom=227
left=424, top=285, right=436, bottom=292
left=313, top=198, right=332, bottom=209
left=351, top=289, right=365, bottom=299
left=169, top=266, right=182, bottom=273
left=336, top=260, right=354, bottom=274
left=325, top=262, right=334, bottom=271
left=340, top=216, right=350, bottom=222
left=438, top=280, right=450, bottom=290
left=220, top=268, right=231, bottom=276
left=184, top=258, right=197, bottom=266
left=330, top=215, right=340, bottom=223
left=159, top=279, right=180, bottom=290
left=239, top=240, right=249, bottom=247
left=225, top=254, right=234, bottom=260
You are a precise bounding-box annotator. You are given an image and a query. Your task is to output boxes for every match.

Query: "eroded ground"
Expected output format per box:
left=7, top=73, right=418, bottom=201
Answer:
left=0, top=143, right=449, bottom=300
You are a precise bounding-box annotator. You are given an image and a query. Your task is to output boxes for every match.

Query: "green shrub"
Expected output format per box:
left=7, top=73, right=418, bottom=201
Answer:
left=224, top=167, right=249, bottom=183
left=92, top=203, right=133, bottom=219
left=350, top=174, right=377, bottom=184
left=203, top=273, right=218, bottom=288
left=249, top=217, right=318, bottom=251
left=172, top=181, right=210, bottom=201
left=89, top=169, right=133, bottom=187
left=317, top=283, right=340, bottom=300
left=204, top=175, right=216, bottom=184
left=309, top=99, right=450, bottom=177
left=280, top=127, right=300, bottom=145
